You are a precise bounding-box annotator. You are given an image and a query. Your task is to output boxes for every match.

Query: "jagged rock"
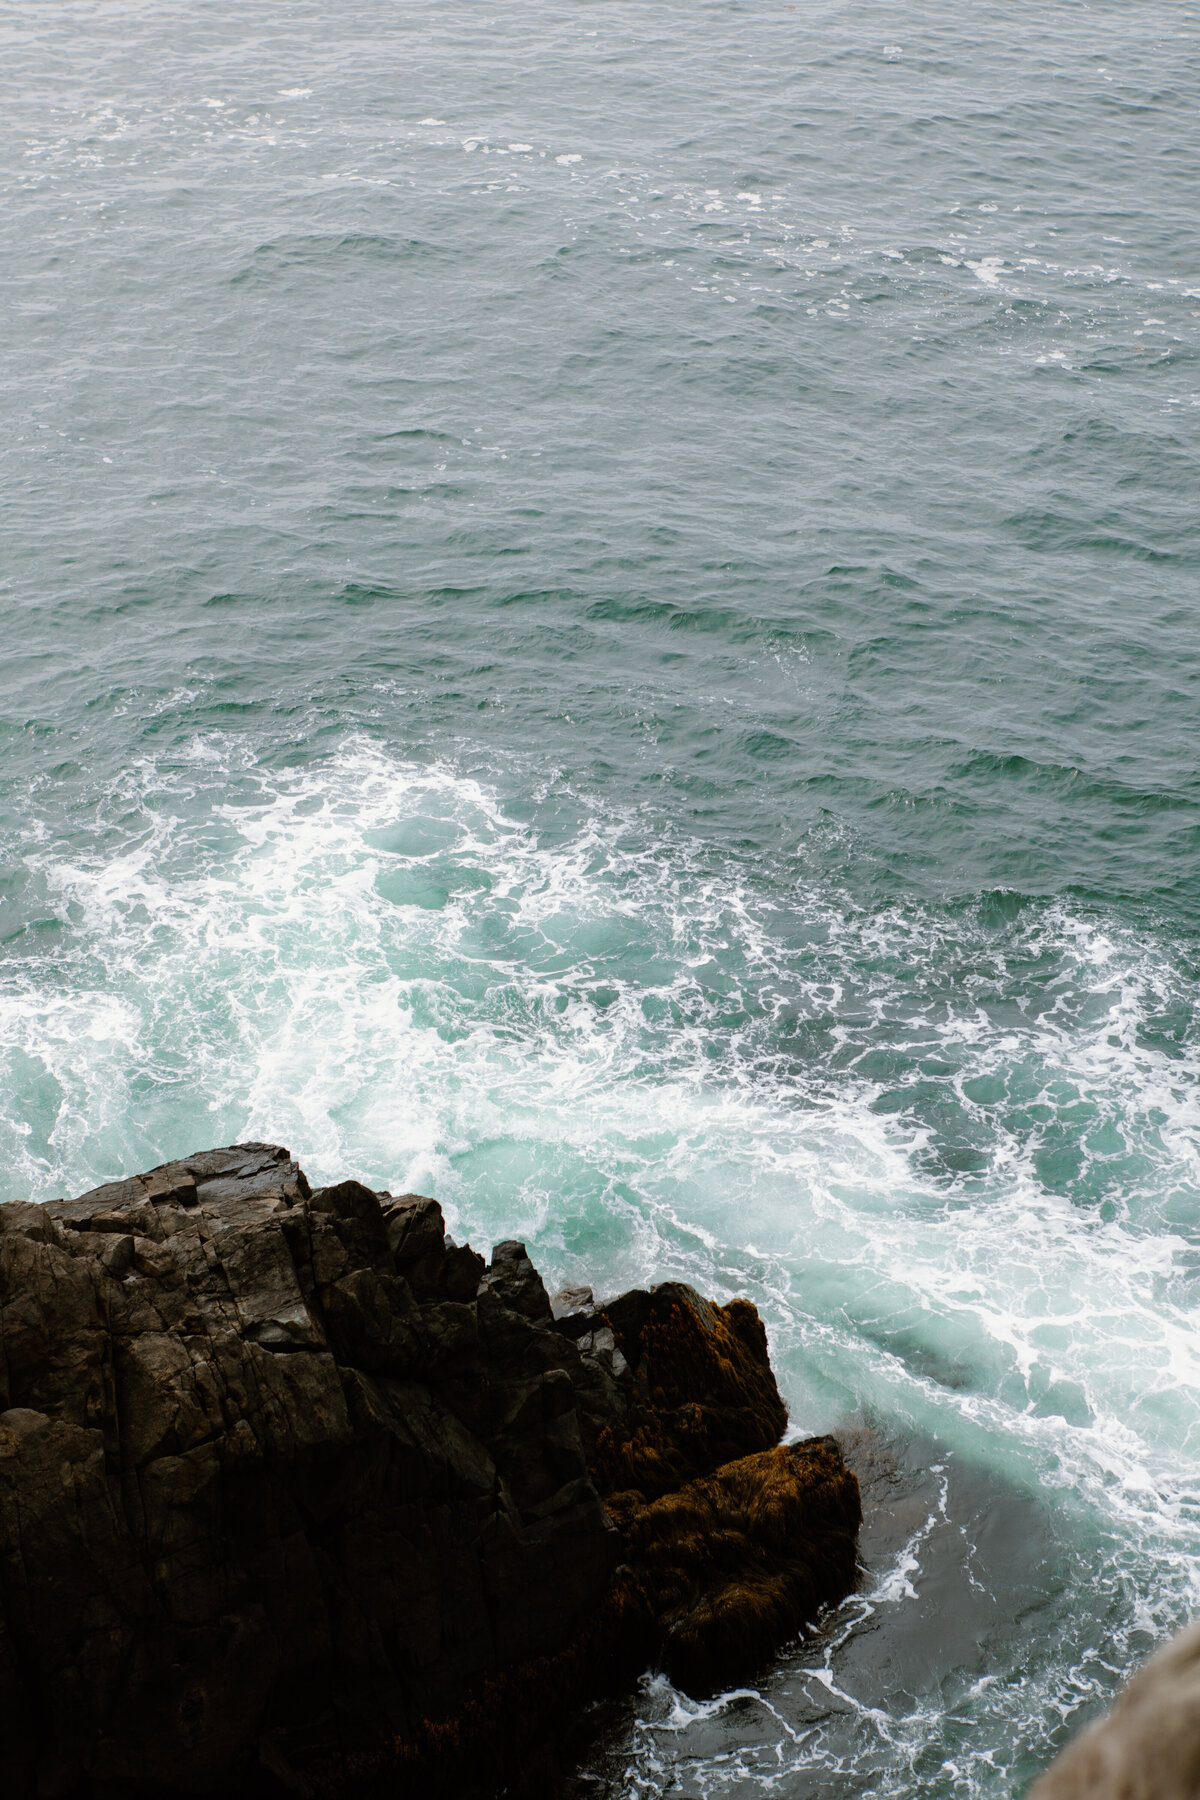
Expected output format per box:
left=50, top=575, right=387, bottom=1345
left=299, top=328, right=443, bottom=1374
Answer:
left=610, top=1436, right=861, bottom=1695
left=586, top=1280, right=791, bottom=1506
left=1027, top=1620, right=1200, bottom=1800
left=550, top=1284, right=594, bottom=1324
left=0, top=1145, right=861, bottom=1798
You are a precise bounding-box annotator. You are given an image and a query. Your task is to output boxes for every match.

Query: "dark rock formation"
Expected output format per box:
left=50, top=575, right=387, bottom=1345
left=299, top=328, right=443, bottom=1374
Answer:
left=588, top=1281, right=791, bottom=1505
left=610, top=1436, right=860, bottom=1696
left=0, top=1144, right=861, bottom=1798
left=1027, top=1620, right=1200, bottom=1800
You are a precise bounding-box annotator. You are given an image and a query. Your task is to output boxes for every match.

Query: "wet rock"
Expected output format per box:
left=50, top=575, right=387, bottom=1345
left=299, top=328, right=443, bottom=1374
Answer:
left=1028, top=1620, right=1200, bottom=1800
left=612, top=1436, right=862, bottom=1695
left=0, top=1146, right=861, bottom=1798
left=550, top=1284, right=596, bottom=1334
left=586, top=1280, right=790, bottom=1503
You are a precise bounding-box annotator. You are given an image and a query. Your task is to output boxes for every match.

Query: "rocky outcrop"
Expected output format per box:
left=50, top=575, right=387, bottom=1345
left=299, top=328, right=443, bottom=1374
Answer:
left=0, top=1144, right=861, bottom=1798
left=609, top=1436, right=860, bottom=1696
left=559, top=1280, right=858, bottom=1696
left=1028, top=1621, right=1200, bottom=1800
left=584, top=1281, right=790, bottom=1504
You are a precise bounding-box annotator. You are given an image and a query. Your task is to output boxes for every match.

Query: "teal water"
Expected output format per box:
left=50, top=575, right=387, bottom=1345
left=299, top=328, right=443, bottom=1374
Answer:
left=3, top=1, right=1200, bottom=1792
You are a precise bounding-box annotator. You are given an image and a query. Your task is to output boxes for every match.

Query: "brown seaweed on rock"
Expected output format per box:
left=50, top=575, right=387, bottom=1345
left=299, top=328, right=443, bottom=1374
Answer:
left=610, top=1436, right=862, bottom=1696
left=586, top=1281, right=790, bottom=1504
left=575, top=1279, right=859, bottom=1696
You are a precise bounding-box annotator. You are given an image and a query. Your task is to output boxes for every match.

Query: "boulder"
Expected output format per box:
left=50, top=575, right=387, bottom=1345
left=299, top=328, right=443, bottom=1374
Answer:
left=1028, top=1620, right=1200, bottom=1800
left=0, top=1146, right=861, bottom=1797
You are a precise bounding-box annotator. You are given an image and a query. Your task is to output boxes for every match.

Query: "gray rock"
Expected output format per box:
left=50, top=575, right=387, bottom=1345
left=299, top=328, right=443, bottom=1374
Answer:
left=551, top=1282, right=595, bottom=1320
left=1028, top=1621, right=1200, bottom=1800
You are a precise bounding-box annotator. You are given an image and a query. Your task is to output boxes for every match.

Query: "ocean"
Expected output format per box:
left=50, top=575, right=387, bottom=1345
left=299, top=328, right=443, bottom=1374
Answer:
left=3, top=1, right=1199, bottom=1792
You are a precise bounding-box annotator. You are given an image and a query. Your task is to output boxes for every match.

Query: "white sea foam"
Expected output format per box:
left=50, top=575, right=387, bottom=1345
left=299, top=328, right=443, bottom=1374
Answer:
left=966, top=256, right=1005, bottom=286
left=3, top=737, right=1199, bottom=1791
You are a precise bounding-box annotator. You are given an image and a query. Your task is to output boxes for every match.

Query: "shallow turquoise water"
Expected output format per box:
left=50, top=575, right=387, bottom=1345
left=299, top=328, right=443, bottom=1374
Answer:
left=3, top=2, right=1200, bottom=1793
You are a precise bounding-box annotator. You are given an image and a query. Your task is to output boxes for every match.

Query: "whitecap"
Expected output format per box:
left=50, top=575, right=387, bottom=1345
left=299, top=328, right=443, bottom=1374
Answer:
left=966, top=255, right=1005, bottom=285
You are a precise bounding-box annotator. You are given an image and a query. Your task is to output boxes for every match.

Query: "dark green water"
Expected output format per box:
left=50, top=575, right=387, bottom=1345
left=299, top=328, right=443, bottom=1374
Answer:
left=3, top=2, right=1200, bottom=1792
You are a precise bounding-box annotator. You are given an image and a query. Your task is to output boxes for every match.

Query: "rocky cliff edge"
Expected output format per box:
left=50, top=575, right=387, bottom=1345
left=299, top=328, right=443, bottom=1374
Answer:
left=0, top=1144, right=861, bottom=1797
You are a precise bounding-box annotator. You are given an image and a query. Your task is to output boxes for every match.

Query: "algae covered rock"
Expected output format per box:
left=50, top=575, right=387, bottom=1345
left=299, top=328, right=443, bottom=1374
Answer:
left=0, top=1145, right=861, bottom=1798
left=586, top=1280, right=790, bottom=1503
left=570, top=1285, right=859, bottom=1703
left=611, top=1436, right=861, bottom=1695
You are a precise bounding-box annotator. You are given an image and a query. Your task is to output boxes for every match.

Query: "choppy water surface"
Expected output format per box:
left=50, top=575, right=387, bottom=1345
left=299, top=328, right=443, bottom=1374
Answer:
left=3, top=1, right=1200, bottom=1792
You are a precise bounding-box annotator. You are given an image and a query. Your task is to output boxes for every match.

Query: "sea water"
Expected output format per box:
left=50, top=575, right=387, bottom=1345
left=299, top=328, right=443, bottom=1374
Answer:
left=2, top=1, right=1199, bottom=1793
